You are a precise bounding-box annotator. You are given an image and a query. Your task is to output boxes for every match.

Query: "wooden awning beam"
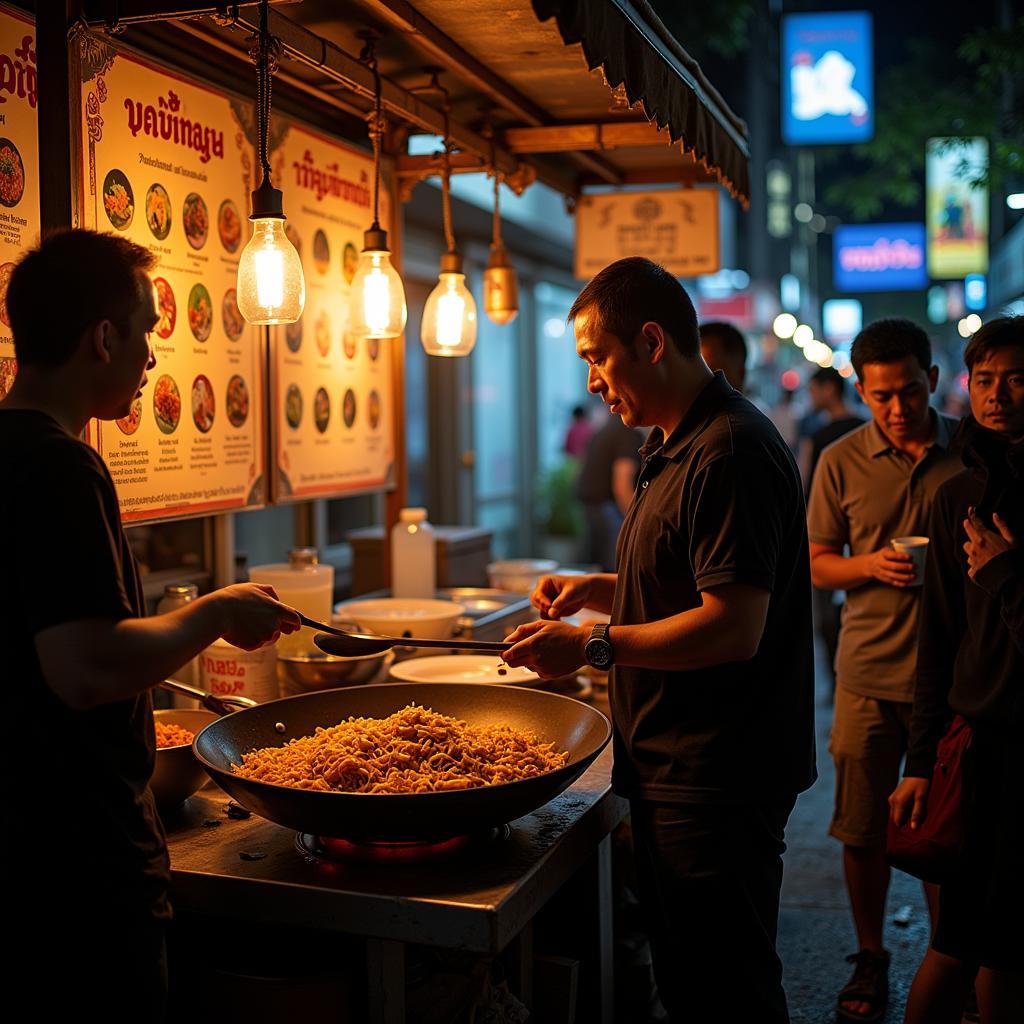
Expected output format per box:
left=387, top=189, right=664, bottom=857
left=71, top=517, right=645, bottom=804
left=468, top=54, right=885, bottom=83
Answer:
left=504, top=121, right=682, bottom=154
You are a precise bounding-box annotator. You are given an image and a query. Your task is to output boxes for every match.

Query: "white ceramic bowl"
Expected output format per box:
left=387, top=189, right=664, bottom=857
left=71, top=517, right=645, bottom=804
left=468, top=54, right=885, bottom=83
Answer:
left=333, top=597, right=464, bottom=640
left=486, top=559, right=558, bottom=594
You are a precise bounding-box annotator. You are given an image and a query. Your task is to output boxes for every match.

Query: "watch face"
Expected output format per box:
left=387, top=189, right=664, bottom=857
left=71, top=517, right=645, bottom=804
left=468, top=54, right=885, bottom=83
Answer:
left=586, top=638, right=613, bottom=670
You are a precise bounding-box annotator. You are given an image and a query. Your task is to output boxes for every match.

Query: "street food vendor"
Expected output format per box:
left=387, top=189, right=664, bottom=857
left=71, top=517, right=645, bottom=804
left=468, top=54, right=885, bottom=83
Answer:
left=0, top=230, right=301, bottom=1019
left=504, top=257, right=816, bottom=1024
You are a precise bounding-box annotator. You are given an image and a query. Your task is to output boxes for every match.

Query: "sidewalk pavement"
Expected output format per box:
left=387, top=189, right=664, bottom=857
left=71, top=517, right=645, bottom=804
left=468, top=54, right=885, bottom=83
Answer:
left=778, top=673, right=931, bottom=1023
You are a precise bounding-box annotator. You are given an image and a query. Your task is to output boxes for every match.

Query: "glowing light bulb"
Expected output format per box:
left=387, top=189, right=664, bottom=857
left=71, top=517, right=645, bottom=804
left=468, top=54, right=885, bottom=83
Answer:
left=792, top=324, right=813, bottom=348
left=237, top=217, right=304, bottom=325
left=349, top=246, right=407, bottom=340
left=421, top=270, right=477, bottom=356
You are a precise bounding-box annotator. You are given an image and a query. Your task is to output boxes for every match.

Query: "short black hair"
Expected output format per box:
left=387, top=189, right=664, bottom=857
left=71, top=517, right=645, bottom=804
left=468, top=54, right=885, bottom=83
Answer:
left=963, top=317, right=1024, bottom=375
left=8, top=229, right=156, bottom=368
left=568, top=256, right=699, bottom=357
left=699, top=321, right=748, bottom=364
left=850, top=318, right=932, bottom=381
left=810, top=365, right=845, bottom=397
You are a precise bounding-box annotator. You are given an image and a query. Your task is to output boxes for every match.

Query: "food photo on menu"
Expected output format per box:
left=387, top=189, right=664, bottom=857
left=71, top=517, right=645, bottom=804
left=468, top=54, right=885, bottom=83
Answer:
left=145, top=183, right=171, bottom=240
left=182, top=191, right=209, bottom=249
left=191, top=374, right=215, bottom=433
left=0, top=137, right=26, bottom=208
left=153, top=374, right=181, bottom=435
left=217, top=198, right=242, bottom=253
left=314, top=386, right=330, bottom=433
left=153, top=277, right=176, bottom=338
left=226, top=374, right=249, bottom=429
left=285, top=384, right=302, bottom=429
left=222, top=289, right=245, bottom=342
left=102, top=168, right=134, bottom=229
left=188, top=284, right=213, bottom=343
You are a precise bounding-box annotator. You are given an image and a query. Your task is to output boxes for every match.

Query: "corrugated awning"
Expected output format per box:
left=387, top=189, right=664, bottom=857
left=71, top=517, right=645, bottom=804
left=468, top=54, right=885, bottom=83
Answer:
left=109, top=0, right=750, bottom=205
left=531, top=0, right=750, bottom=203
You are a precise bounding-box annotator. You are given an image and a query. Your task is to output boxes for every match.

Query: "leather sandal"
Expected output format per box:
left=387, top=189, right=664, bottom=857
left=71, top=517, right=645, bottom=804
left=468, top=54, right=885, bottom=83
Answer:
left=836, top=949, right=890, bottom=1023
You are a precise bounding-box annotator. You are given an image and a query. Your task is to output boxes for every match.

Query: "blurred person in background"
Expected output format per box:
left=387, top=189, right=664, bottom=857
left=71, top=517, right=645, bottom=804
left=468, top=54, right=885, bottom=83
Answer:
left=801, top=366, right=864, bottom=694
left=800, top=366, right=864, bottom=488
left=699, top=320, right=749, bottom=391
left=770, top=385, right=802, bottom=454
left=563, top=403, right=595, bottom=459
left=576, top=406, right=641, bottom=570
left=891, top=317, right=1024, bottom=1024
left=807, top=319, right=962, bottom=1023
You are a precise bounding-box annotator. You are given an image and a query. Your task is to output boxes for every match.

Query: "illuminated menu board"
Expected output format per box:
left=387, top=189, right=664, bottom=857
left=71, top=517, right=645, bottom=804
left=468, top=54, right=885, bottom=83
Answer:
left=268, top=118, right=395, bottom=501
left=0, top=4, right=39, bottom=402
left=79, top=39, right=265, bottom=522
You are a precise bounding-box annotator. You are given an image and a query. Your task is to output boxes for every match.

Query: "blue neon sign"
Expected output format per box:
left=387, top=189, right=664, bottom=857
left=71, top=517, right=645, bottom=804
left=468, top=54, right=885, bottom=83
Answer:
left=782, top=12, right=874, bottom=145
left=834, top=224, right=928, bottom=293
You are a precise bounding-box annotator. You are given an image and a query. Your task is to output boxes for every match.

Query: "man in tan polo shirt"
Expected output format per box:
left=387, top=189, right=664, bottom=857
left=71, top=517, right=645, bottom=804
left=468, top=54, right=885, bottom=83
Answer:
left=807, top=319, right=962, bottom=1023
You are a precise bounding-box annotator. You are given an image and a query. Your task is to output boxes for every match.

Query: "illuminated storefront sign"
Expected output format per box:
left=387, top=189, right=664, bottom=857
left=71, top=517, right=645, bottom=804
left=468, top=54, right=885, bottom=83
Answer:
left=926, top=138, right=989, bottom=278
left=833, top=224, right=927, bottom=292
left=782, top=11, right=873, bottom=145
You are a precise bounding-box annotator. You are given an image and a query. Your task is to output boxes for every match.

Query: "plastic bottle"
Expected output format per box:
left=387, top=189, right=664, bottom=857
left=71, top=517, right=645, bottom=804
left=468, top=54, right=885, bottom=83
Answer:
left=391, top=508, right=436, bottom=598
left=249, top=548, right=334, bottom=657
left=156, top=583, right=199, bottom=707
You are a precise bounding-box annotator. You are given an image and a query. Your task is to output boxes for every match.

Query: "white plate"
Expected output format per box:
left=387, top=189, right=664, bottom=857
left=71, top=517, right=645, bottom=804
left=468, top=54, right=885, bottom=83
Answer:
left=389, top=655, right=540, bottom=686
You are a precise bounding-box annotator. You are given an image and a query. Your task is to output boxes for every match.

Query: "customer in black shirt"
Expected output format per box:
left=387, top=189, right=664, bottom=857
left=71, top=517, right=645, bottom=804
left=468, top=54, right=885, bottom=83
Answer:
left=504, top=257, right=816, bottom=1023
left=0, top=231, right=300, bottom=1020
left=891, top=317, right=1024, bottom=1023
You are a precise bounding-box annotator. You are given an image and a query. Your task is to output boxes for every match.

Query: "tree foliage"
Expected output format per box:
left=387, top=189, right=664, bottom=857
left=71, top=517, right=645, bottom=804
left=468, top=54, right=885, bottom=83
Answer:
left=820, top=18, right=1024, bottom=220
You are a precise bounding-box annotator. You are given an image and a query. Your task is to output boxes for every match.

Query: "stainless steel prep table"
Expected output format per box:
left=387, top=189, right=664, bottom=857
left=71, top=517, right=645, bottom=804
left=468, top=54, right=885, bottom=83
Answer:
left=164, top=744, right=625, bottom=1023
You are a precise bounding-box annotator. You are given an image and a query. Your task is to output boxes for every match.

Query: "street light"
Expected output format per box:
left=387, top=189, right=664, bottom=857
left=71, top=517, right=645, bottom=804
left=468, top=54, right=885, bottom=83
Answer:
left=773, top=313, right=798, bottom=339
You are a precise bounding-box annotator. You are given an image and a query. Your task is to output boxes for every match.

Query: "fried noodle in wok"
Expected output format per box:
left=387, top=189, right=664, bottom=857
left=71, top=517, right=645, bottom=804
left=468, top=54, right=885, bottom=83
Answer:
left=230, top=705, right=569, bottom=794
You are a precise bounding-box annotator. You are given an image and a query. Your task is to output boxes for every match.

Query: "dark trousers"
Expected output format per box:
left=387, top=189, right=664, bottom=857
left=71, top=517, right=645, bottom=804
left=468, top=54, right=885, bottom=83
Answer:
left=629, top=795, right=797, bottom=1024
left=22, top=912, right=168, bottom=1022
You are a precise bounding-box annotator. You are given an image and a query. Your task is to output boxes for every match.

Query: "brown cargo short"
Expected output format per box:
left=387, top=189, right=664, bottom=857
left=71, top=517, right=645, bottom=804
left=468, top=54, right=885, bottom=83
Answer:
left=828, top=686, right=912, bottom=848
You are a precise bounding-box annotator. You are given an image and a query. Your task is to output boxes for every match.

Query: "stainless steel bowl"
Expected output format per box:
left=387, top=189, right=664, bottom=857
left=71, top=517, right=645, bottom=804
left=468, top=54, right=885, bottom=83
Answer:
left=151, top=708, right=218, bottom=809
left=277, top=649, right=393, bottom=695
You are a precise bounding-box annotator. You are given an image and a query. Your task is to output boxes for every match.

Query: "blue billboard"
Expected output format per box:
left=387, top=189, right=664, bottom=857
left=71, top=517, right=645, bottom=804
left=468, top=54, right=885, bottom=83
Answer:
left=834, top=224, right=928, bottom=293
left=782, top=12, right=873, bottom=145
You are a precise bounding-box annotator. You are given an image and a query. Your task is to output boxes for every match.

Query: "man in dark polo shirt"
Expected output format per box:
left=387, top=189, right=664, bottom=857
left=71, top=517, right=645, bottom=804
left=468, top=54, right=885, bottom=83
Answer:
left=0, top=230, right=301, bottom=1020
left=504, top=257, right=815, bottom=1023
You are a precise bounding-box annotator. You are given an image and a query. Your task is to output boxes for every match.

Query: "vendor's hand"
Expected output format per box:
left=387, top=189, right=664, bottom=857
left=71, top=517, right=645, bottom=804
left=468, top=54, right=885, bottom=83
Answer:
left=964, top=510, right=1017, bottom=579
left=865, top=546, right=918, bottom=588
left=531, top=574, right=593, bottom=620
left=215, top=583, right=302, bottom=650
left=889, top=777, right=930, bottom=830
left=503, top=620, right=588, bottom=679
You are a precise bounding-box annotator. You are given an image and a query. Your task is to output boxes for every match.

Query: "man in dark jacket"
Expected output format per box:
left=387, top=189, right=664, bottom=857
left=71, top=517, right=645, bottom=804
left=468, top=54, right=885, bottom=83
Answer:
left=891, top=316, right=1024, bottom=1023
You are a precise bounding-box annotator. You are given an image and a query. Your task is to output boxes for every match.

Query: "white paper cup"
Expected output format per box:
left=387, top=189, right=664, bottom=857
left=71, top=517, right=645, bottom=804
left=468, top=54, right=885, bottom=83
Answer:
left=891, top=536, right=929, bottom=587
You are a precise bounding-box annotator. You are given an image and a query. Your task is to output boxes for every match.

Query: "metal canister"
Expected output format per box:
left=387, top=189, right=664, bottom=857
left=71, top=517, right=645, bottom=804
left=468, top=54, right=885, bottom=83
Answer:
left=157, top=583, right=199, bottom=706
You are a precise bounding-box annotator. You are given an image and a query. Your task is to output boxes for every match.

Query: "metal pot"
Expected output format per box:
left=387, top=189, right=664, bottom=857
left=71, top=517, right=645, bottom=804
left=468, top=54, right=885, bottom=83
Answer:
left=277, top=648, right=393, bottom=694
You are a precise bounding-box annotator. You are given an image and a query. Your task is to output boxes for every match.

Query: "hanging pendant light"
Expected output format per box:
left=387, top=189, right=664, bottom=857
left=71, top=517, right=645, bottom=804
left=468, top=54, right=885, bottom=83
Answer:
left=348, top=36, right=406, bottom=341
left=421, top=85, right=476, bottom=357
left=237, top=0, right=304, bottom=325
left=483, top=171, right=519, bottom=325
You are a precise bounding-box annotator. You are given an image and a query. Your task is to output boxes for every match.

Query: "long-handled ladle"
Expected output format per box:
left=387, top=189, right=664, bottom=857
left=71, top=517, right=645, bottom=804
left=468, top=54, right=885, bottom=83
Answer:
left=299, top=614, right=512, bottom=658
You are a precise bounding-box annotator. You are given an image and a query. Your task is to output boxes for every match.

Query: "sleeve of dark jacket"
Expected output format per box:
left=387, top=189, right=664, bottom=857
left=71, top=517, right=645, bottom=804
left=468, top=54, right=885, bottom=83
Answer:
left=905, top=485, right=965, bottom=778
left=971, top=548, right=1024, bottom=656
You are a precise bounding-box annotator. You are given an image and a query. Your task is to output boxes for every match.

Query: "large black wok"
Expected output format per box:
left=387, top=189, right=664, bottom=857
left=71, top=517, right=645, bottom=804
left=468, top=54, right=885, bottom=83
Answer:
left=192, top=683, right=611, bottom=841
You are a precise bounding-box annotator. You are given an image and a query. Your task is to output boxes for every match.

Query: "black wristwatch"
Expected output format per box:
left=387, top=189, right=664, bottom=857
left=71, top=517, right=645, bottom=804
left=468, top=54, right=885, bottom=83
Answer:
left=585, top=623, right=614, bottom=670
